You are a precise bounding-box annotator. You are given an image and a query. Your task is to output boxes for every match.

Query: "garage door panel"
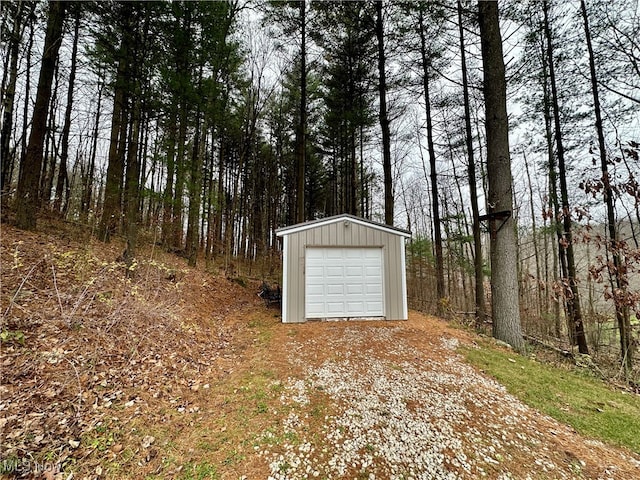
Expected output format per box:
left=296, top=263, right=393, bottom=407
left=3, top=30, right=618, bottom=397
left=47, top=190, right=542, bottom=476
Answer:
left=365, top=284, right=382, bottom=295
left=307, top=265, right=324, bottom=276
left=366, top=301, right=383, bottom=312
left=345, top=249, right=363, bottom=259
left=326, top=249, right=345, bottom=259
left=326, top=266, right=344, bottom=277
left=306, top=304, right=326, bottom=316
left=347, top=301, right=365, bottom=313
left=307, top=284, right=324, bottom=296
left=327, top=302, right=347, bottom=314
left=345, top=266, right=363, bottom=277
left=305, top=247, right=383, bottom=319
left=364, top=249, right=381, bottom=259
left=306, top=248, right=324, bottom=259
left=365, top=266, right=382, bottom=276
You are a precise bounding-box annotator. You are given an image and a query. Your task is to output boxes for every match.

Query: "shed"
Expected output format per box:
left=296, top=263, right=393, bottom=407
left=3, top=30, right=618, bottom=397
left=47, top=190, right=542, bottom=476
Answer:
left=275, top=214, right=411, bottom=323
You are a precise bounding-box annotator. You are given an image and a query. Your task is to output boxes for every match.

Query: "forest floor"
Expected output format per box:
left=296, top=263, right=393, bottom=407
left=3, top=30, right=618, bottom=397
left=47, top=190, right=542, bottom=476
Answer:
left=1, top=221, right=639, bottom=480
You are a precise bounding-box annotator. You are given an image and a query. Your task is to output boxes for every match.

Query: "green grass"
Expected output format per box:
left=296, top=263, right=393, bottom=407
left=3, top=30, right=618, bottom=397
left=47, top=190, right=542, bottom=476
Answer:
left=463, top=343, right=640, bottom=454
left=177, top=461, right=219, bottom=480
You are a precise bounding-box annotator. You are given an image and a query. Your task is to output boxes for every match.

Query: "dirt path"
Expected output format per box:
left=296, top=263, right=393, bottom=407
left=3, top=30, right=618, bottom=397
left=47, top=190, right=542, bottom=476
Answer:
left=249, top=312, right=640, bottom=480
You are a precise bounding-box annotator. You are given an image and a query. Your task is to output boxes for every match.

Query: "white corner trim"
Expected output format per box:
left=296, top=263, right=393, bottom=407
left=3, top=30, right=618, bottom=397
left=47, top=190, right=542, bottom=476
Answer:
left=400, top=238, right=408, bottom=320
left=281, top=235, right=289, bottom=323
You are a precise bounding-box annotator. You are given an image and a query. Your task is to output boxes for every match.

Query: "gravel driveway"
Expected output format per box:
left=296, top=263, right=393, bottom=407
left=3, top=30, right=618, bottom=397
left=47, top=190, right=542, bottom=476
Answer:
left=256, top=316, right=640, bottom=480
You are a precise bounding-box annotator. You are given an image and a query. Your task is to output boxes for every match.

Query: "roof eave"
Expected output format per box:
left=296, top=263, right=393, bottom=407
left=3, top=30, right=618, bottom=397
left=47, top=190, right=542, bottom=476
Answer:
left=275, top=214, right=411, bottom=238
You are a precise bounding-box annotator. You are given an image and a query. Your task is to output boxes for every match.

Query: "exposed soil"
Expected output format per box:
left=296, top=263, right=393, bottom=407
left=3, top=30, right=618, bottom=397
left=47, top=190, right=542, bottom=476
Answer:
left=259, top=318, right=640, bottom=479
left=1, top=222, right=639, bottom=479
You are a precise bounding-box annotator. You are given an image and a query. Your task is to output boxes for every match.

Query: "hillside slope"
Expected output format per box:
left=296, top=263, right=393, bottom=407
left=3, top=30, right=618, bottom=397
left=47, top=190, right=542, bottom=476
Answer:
left=1, top=222, right=260, bottom=478
left=1, top=222, right=639, bottom=479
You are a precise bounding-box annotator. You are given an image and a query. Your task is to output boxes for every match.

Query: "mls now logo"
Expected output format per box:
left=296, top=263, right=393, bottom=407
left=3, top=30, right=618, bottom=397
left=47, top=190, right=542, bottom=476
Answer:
left=1, top=457, right=61, bottom=475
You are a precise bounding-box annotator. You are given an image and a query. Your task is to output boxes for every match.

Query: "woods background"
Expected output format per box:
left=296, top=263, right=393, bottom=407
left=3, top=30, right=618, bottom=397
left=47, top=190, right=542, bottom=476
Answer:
left=1, top=0, right=639, bottom=380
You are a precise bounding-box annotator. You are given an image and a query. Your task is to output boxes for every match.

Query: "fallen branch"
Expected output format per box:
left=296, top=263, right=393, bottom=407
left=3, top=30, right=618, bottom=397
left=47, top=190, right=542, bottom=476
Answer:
left=52, top=263, right=65, bottom=318
left=524, top=334, right=573, bottom=358
left=3, top=259, right=44, bottom=319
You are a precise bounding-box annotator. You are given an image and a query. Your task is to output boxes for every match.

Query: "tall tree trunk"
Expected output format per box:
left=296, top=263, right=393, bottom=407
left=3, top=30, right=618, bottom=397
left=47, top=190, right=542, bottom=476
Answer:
left=543, top=0, right=589, bottom=354
left=581, top=0, right=631, bottom=371
left=350, top=125, right=357, bottom=216
left=186, top=111, right=204, bottom=267
left=359, top=124, right=365, bottom=217
left=98, top=23, right=129, bottom=242
left=376, top=0, right=393, bottom=225
left=296, top=0, right=306, bottom=223
left=458, top=0, right=486, bottom=326
left=172, top=100, right=188, bottom=251
left=161, top=112, right=177, bottom=247
left=478, top=0, right=524, bottom=352
left=82, top=80, right=103, bottom=221
left=523, top=150, right=543, bottom=321
left=54, top=8, right=80, bottom=214
left=40, top=63, right=59, bottom=207
left=123, top=99, right=141, bottom=269
left=216, top=136, right=225, bottom=254
left=445, top=119, right=474, bottom=311
left=205, top=132, right=216, bottom=264
left=418, top=9, right=445, bottom=314
left=1, top=2, right=25, bottom=201
left=15, top=15, right=35, bottom=208
left=540, top=29, right=563, bottom=338
left=123, top=4, right=148, bottom=267
left=15, top=1, right=66, bottom=230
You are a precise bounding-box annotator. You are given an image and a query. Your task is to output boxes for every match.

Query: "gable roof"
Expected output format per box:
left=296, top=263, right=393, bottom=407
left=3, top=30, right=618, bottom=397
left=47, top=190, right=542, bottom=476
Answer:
left=275, top=213, right=411, bottom=238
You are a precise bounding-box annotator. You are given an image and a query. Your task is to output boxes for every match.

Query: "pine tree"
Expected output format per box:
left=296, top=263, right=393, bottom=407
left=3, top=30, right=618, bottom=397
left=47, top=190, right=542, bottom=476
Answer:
left=15, top=1, right=66, bottom=230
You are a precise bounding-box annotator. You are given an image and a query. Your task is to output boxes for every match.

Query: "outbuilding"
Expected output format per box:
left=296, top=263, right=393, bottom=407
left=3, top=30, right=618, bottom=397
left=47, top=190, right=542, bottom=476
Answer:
left=275, top=214, right=411, bottom=323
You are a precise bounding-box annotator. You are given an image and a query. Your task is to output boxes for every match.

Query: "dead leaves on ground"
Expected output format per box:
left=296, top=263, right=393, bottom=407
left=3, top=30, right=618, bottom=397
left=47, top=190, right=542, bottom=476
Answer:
left=1, top=224, right=257, bottom=479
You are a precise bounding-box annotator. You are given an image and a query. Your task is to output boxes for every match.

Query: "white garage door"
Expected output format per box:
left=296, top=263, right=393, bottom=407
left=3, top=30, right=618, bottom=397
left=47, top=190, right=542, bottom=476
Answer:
left=305, top=247, right=384, bottom=319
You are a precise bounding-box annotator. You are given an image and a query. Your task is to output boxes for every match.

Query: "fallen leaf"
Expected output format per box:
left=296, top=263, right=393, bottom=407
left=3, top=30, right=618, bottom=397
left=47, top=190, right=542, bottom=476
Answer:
left=141, top=435, right=155, bottom=449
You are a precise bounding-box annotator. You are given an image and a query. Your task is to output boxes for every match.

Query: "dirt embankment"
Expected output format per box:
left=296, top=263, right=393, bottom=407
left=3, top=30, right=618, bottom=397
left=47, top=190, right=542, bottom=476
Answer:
left=1, top=222, right=260, bottom=478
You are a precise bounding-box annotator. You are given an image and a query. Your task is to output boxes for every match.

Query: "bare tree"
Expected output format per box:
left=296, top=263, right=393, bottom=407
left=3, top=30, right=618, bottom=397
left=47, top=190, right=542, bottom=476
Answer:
left=458, top=0, right=486, bottom=326
left=542, top=0, right=589, bottom=354
left=417, top=7, right=445, bottom=313
left=296, top=0, right=307, bottom=223
left=54, top=6, right=81, bottom=215
left=1, top=2, right=28, bottom=202
left=375, top=0, right=393, bottom=226
left=581, top=0, right=632, bottom=372
left=478, top=0, right=524, bottom=351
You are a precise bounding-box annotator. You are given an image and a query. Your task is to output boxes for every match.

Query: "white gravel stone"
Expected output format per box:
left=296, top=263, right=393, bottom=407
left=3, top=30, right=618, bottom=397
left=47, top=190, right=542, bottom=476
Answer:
left=257, top=327, right=633, bottom=479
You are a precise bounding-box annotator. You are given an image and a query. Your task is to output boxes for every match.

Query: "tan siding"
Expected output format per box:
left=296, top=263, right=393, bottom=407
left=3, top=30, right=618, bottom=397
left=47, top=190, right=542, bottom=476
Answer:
left=336, top=222, right=345, bottom=244
left=289, top=232, right=305, bottom=323
left=286, top=233, right=297, bottom=322
left=321, top=224, right=329, bottom=244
